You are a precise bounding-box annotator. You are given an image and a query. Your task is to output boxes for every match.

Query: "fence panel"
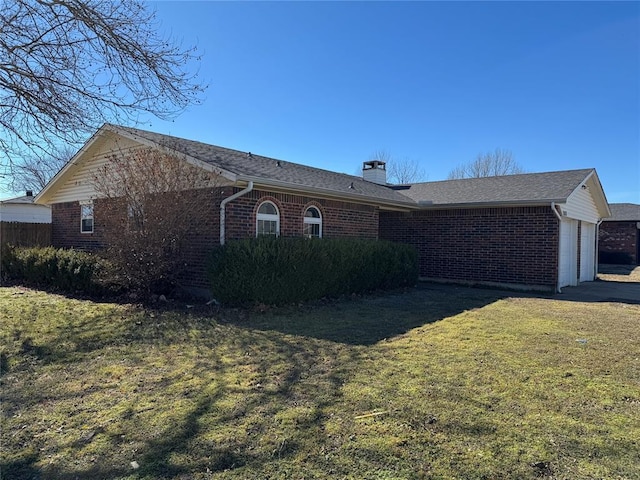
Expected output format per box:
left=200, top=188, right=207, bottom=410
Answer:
left=0, top=222, right=52, bottom=247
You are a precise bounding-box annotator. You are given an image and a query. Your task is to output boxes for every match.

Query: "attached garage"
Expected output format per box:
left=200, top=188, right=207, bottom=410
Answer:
left=558, top=218, right=578, bottom=288
left=580, top=222, right=597, bottom=282
left=382, top=168, right=610, bottom=293
left=553, top=173, right=608, bottom=289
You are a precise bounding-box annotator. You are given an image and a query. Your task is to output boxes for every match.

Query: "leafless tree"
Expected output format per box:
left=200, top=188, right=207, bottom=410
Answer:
left=0, top=0, right=205, bottom=175
left=447, top=148, right=524, bottom=179
left=9, top=146, right=75, bottom=193
left=92, top=147, right=221, bottom=294
left=369, top=149, right=427, bottom=184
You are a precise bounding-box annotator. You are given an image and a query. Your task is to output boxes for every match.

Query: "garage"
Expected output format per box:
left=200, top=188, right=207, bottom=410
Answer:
left=558, top=218, right=578, bottom=288
left=580, top=221, right=597, bottom=282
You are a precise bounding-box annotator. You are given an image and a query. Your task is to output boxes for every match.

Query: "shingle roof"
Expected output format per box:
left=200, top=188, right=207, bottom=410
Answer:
left=0, top=195, right=35, bottom=204
left=604, top=203, right=640, bottom=221
left=111, top=125, right=414, bottom=206
left=391, top=169, right=595, bottom=206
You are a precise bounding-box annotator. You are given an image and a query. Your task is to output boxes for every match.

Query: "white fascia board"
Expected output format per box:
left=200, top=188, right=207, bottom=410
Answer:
left=413, top=200, right=567, bottom=210
left=237, top=175, right=419, bottom=210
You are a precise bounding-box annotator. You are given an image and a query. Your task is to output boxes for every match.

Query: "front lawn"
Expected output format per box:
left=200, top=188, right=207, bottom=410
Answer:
left=1, top=285, right=639, bottom=479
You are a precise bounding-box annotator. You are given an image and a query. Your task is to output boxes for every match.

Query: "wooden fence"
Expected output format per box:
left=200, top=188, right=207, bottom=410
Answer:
left=0, top=222, right=52, bottom=248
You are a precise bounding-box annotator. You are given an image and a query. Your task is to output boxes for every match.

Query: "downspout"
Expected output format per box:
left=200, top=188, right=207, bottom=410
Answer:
left=551, top=202, right=563, bottom=293
left=219, top=181, right=254, bottom=246
left=595, top=218, right=603, bottom=279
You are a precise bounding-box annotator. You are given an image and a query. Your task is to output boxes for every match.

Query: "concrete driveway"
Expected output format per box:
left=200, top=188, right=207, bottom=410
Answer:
left=556, top=264, right=640, bottom=304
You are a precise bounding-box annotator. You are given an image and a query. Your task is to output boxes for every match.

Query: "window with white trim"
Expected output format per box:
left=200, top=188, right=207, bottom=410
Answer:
left=256, top=201, right=280, bottom=236
left=303, top=206, right=322, bottom=238
left=80, top=204, right=94, bottom=233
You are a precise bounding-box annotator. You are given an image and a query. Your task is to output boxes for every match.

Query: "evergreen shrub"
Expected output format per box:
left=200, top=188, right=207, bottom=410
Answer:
left=1, top=245, right=109, bottom=294
left=207, top=237, right=418, bottom=305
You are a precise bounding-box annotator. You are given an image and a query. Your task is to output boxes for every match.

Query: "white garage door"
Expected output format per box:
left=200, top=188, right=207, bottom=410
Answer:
left=579, top=222, right=596, bottom=282
left=558, top=219, right=578, bottom=288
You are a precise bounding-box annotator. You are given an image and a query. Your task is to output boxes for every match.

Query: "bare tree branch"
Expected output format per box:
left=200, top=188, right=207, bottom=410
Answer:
left=0, top=0, right=206, bottom=172
left=9, top=145, right=74, bottom=192
left=447, top=148, right=524, bottom=179
left=92, top=146, right=221, bottom=294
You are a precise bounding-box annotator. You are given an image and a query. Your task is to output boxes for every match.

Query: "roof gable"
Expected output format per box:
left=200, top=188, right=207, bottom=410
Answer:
left=393, top=169, right=599, bottom=205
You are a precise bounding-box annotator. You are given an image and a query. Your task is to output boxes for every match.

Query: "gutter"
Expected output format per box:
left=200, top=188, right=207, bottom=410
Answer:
left=595, top=218, right=603, bottom=279
left=219, top=181, right=253, bottom=245
left=236, top=175, right=418, bottom=210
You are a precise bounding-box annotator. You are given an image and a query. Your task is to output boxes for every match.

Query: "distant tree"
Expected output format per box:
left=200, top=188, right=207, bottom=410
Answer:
left=447, top=148, right=524, bottom=179
left=0, top=0, right=205, bottom=180
left=368, top=149, right=428, bottom=184
left=9, top=146, right=75, bottom=193
left=92, top=147, right=221, bottom=294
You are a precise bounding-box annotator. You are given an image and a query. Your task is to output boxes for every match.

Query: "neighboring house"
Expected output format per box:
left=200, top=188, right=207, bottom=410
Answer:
left=35, top=124, right=610, bottom=293
left=598, top=203, right=640, bottom=265
left=0, top=191, right=51, bottom=223
left=0, top=191, right=52, bottom=247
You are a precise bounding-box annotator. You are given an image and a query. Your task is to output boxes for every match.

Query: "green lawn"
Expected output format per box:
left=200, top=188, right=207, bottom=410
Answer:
left=1, top=285, right=639, bottom=479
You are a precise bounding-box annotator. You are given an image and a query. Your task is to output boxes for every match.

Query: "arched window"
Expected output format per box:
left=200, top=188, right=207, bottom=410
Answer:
left=256, top=201, right=280, bottom=236
left=303, top=206, right=322, bottom=239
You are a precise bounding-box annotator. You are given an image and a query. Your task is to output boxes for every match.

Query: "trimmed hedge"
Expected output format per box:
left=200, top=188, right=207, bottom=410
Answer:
left=207, top=237, right=418, bottom=305
left=1, top=245, right=108, bottom=294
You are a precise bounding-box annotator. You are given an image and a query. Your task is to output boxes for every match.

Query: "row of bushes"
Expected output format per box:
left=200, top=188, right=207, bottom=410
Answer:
left=208, top=237, right=418, bottom=305
left=1, top=245, right=108, bottom=294
left=2, top=238, right=419, bottom=304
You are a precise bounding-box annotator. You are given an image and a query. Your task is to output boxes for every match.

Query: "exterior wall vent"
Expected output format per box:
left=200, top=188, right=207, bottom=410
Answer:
left=362, top=160, right=387, bottom=185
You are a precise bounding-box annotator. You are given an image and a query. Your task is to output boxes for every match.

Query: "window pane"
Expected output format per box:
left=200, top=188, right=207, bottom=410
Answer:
left=258, top=202, right=277, bottom=215
left=81, top=218, right=93, bottom=233
left=303, top=223, right=320, bottom=238
left=258, top=219, right=278, bottom=236
left=305, top=207, right=320, bottom=218
left=81, top=204, right=93, bottom=233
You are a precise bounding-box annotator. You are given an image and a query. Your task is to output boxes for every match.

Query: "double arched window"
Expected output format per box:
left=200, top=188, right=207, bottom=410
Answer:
left=303, top=206, right=322, bottom=238
left=256, top=201, right=280, bottom=236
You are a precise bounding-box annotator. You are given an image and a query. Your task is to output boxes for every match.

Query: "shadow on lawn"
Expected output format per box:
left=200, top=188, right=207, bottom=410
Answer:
left=1, top=283, right=520, bottom=480
left=234, top=283, right=516, bottom=346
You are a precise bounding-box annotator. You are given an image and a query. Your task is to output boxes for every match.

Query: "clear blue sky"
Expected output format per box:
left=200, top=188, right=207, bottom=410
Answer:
left=14, top=1, right=637, bottom=203
left=145, top=1, right=639, bottom=203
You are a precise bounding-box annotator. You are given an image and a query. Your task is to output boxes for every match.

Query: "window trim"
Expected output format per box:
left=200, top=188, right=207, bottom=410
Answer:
left=303, top=206, right=322, bottom=239
left=80, top=202, right=94, bottom=234
left=256, top=200, right=280, bottom=237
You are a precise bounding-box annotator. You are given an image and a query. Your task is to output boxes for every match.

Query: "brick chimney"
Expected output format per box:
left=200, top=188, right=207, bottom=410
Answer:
left=362, top=160, right=387, bottom=185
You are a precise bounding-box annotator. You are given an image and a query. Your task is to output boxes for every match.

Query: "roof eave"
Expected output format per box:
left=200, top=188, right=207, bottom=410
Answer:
left=415, top=199, right=568, bottom=210
left=236, top=175, right=419, bottom=210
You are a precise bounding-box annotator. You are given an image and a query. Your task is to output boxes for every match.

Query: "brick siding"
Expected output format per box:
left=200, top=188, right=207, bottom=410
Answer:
left=51, top=201, right=105, bottom=251
left=51, top=188, right=379, bottom=291
left=599, top=221, right=639, bottom=264
left=380, top=206, right=559, bottom=289
left=224, top=188, right=378, bottom=240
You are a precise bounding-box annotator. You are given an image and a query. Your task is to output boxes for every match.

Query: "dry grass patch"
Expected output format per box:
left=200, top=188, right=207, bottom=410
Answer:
left=1, top=285, right=639, bottom=479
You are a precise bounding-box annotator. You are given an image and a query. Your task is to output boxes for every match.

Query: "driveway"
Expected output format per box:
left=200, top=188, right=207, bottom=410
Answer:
left=557, top=264, right=640, bottom=304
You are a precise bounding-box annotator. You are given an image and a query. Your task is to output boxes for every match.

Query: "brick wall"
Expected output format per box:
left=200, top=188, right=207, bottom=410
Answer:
left=51, top=188, right=380, bottom=291
left=380, top=206, right=559, bottom=289
left=224, top=188, right=379, bottom=240
left=52, top=201, right=105, bottom=251
left=599, top=221, right=638, bottom=264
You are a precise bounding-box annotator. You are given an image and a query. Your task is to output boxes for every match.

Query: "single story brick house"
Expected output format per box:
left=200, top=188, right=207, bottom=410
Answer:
left=35, top=124, right=610, bottom=293
left=598, top=203, right=640, bottom=265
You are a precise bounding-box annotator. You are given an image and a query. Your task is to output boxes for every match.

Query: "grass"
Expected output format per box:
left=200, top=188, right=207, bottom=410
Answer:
left=1, top=283, right=639, bottom=479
